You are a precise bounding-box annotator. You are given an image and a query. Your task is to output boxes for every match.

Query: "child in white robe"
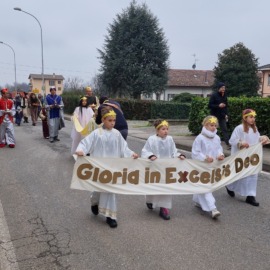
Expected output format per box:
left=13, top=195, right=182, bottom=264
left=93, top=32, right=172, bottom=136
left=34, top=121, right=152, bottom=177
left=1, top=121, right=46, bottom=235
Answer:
left=76, top=106, right=138, bottom=228
left=141, top=119, right=186, bottom=220
left=192, top=116, right=224, bottom=219
left=226, top=109, right=269, bottom=206
left=71, top=97, right=95, bottom=155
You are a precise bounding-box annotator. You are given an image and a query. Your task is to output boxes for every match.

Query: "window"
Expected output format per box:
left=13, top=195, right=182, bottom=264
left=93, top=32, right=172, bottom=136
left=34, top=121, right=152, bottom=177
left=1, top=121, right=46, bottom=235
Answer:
left=167, top=94, right=176, bottom=101
left=49, top=80, right=55, bottom=86
left=268, top=75, right=270, bottom=86
left=58, top=87, right=62, bottom=91
left=58, top=80, right=61, bottom=85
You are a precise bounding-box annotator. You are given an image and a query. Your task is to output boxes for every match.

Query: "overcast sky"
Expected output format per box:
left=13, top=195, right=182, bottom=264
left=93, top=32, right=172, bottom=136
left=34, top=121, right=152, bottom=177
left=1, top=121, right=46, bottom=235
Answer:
left=0, top=0, right=269, bottom=87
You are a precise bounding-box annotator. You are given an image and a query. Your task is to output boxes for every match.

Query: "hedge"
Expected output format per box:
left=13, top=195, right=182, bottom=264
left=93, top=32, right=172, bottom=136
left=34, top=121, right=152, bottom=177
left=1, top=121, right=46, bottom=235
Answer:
left=188, top=97, right=270, bottom=137
left=61, top=93, right=191, bottom=120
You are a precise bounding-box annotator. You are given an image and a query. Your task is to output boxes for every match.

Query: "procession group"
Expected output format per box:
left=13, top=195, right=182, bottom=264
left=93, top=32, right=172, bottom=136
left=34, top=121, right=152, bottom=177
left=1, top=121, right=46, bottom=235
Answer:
left=0, top=83, right=269, bottom=228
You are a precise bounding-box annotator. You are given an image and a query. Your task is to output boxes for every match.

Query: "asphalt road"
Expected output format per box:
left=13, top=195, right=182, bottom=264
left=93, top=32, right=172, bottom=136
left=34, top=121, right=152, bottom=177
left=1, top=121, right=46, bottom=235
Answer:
left=0, top=120, right=270, bottom=270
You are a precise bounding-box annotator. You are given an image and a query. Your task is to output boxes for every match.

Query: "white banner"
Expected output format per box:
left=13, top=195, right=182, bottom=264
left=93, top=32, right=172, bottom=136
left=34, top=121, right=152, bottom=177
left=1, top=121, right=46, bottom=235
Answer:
left=71, top=143, right=262, bottom=195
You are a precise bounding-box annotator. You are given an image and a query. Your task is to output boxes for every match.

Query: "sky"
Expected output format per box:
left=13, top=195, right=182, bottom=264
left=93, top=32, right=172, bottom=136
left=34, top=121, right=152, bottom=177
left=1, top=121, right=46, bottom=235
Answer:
left=0, top=0, right=269, bottom=87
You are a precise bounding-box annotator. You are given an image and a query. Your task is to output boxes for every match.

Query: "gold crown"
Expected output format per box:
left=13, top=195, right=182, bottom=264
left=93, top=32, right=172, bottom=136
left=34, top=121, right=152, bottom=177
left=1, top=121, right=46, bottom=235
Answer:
left=102, top=110, right=116, bottom=119
left=208, top=116, right=217, bottom=124
left=156, top=120, right=169, bottom=130
left=243, top=110, right=256, bottom=118
left=80, top=96, right=87, bottom=100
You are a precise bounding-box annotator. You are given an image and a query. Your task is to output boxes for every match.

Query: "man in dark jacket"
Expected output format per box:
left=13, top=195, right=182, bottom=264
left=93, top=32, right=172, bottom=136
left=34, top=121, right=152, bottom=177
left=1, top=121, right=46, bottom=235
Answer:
left=85, top=86, right=99, bottom=112
left=96, top=96, right=128, bottom=140
left=208, top=82, right=230, bottom=149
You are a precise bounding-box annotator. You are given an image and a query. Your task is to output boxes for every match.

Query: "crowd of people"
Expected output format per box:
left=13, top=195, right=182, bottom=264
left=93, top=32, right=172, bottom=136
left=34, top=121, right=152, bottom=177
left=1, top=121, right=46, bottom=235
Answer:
left=1, top=83, right=269, bottom=229
left=0, top=86, right=64, bottom=147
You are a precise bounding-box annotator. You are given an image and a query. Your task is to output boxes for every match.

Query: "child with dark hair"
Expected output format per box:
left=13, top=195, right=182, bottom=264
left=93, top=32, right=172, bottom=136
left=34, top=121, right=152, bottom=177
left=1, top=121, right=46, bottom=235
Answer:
left=226, top=109, right=269, bottom=206
left=76, top=106, right=138, bottom=228
left=71, top=97, right=94, bottom=154
left=141, top=119, right=186, bottom=220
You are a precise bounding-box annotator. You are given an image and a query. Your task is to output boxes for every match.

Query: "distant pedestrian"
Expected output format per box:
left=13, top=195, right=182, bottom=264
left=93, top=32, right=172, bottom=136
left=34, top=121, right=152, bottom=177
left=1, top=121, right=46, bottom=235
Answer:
left=141, top=119, right=186, bottom=220
left=76, top=106, right=138, bottom=228
left=14, top=93, right=23, bottom=126
left=45, top=86, right=64, bottom=143
left=37, top=93, right=44, bottom=116
left=226, top=109, right=270, bottom=207
left=21, top=92, right=30, bottom=123
left=191, top=116, right=224, bottom=219
left=0, top=88, right=16, bottom=148
left=85, top=86, right=99, bottom=112
left=39, top=105, right=50, bottom=139
left=29, top=93, right=39, bottom=126
left=208, top=82, right=230, bottom=149
left=96, top=96, right=128, bottom=140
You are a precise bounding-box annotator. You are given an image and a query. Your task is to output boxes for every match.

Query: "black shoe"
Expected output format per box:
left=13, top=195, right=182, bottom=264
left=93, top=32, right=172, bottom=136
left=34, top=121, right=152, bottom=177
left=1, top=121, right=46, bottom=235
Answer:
left=54, top=137, right=60, bottom=141
left=146, top=203, right=153, bottom=210
left=246, top=196, right=259, bottom=207
left=91, top=205, right=99, bottom=215
left=106, top=217, right=118, bottom=228
left=159, top=207, right=171, bottom=220
left=226, top=187, right=235, bottom=197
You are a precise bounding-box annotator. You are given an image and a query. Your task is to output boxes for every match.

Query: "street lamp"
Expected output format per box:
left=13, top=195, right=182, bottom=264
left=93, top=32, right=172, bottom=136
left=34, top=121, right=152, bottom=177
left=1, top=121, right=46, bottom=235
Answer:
left=14, top=7, right=45, bottom=97
left=0, top=41, right=17, bottom=91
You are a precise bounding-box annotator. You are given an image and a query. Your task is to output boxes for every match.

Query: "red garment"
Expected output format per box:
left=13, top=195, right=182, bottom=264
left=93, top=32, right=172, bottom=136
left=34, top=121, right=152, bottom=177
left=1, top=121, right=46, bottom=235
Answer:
left=0, top=98, right=14, bottom=124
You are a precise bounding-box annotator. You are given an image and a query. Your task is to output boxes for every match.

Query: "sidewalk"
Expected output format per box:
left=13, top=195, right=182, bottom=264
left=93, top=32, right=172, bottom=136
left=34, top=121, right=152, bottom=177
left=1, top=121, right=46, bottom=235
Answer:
left=126, top=120, right=270, bottom=173
left=64, top=115, right=270, bottom=172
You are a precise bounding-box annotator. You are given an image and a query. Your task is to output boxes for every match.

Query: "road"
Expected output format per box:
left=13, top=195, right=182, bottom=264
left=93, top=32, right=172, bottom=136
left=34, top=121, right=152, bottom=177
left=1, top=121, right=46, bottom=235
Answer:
left=0, top=120, right=270, bottom=270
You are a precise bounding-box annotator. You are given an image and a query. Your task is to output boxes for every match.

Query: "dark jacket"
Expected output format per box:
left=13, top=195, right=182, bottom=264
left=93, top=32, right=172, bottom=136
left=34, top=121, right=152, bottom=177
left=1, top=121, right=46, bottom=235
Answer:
left=96, top=100, right=128, bottom=131
left=208, top=91, right=228, bottom=120
left=86, top=95, right=97, bottom=107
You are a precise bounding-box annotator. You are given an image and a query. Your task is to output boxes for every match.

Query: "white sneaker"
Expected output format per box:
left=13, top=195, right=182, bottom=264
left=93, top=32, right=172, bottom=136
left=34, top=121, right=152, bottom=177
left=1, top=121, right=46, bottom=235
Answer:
left=211, top=208, right=221, bottom=219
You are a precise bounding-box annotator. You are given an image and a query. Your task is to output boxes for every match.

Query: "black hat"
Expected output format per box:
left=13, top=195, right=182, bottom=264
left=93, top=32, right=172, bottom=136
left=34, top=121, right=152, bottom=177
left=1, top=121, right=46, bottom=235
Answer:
left=217, top=82, right=225, bottom=89
left=100, top=96, right=109, bottom=104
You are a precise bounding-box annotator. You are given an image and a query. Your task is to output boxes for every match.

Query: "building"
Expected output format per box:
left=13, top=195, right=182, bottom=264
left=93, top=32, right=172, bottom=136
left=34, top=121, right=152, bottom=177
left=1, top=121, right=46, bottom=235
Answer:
left=28, top=73, right=64, bottom=95
left=258, top=64, right=270, bottom=97
left=142, top=69, right=214, bottom=101
left=165, top=69, right=214, bottom=100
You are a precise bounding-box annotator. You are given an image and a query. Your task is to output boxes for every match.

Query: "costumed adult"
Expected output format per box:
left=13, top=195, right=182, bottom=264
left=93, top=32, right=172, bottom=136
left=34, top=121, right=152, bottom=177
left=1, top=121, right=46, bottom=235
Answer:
left=45, top=86, right=64, bottom=143
left=29, top=92, right=40, bottom=126
left=21, top=92, right=30, bottom=123
left=85, top=86, right=99, bottom=112
left=208, top=82, right=230, bottom=149
left=70, top=96, right=95, bottom=155
left=96, top=96, right=128, bottom=140
left=0, top=88, right=16, bottom=148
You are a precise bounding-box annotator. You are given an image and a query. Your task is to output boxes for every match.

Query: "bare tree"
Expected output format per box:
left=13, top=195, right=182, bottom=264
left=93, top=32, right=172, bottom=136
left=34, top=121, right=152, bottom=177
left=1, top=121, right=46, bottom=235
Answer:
left=64, top=77, right=84, bottom=92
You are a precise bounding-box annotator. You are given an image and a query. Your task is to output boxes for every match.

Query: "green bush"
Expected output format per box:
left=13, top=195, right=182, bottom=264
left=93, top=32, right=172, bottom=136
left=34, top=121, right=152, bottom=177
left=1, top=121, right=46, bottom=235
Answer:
left=171, top=92, right=195, bottom=103
left=61, top=94, right=191, bottom=120
left=62, top=91, right=83, bottom=114
left=151, top=101, right=190, bottom=119
left=188, top=96, right=270, bottom=138
left=188, top=97, right=210, bottom=135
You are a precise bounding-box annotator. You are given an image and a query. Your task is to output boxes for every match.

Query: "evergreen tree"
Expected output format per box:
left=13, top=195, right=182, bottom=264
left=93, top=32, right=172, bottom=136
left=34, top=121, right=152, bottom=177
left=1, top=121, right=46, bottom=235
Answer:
left=213, top=42, right=260, bottom=97
left=98, top=0, right=169, bottom=99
